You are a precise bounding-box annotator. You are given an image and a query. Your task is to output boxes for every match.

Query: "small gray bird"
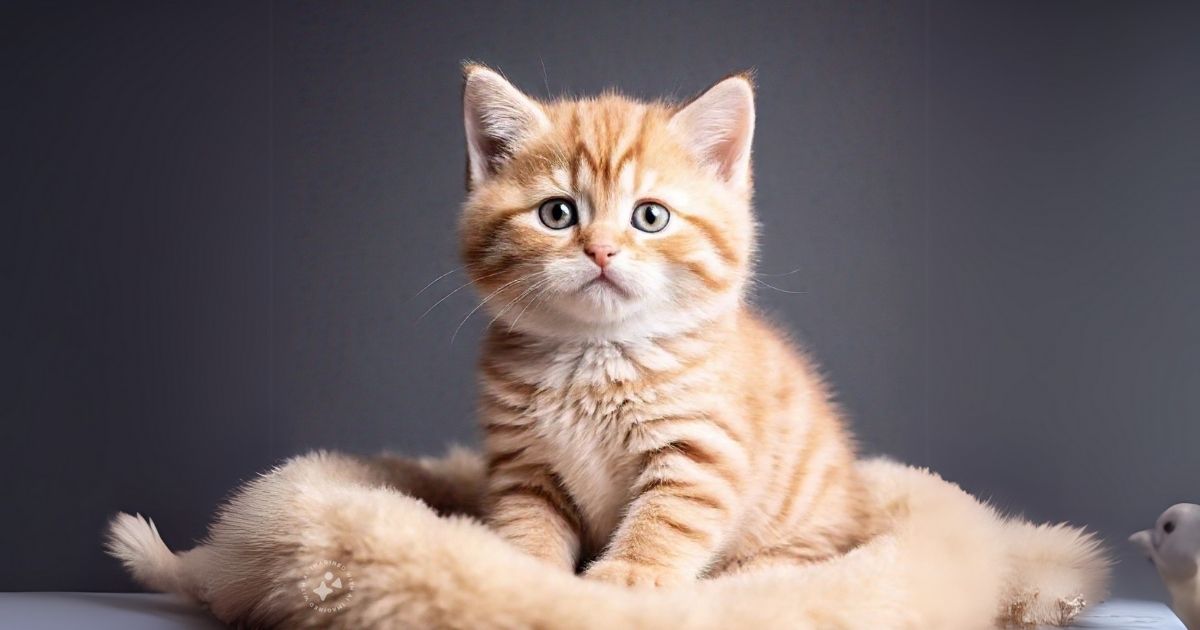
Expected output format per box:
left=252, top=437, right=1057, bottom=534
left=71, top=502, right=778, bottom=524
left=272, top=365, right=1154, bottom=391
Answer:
left=1131, top=503, right=1200, bottom=630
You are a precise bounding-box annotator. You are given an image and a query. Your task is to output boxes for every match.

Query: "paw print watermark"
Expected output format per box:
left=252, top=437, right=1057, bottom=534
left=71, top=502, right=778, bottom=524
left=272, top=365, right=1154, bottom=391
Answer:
left=298, top=559, right=355, bottom=614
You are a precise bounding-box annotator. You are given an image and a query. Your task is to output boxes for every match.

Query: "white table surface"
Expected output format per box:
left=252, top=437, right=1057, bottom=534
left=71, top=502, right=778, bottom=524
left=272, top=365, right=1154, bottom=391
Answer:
left=0, top=593, right=1186, bottom=629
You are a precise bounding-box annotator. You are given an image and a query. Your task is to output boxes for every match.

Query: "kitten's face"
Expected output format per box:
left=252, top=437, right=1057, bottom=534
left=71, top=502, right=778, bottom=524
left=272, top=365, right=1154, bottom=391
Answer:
left=459, top=67, right=757, bottom=341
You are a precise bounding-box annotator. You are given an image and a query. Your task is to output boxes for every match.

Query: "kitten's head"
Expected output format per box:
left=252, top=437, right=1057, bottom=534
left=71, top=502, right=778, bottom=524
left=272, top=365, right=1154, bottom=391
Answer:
left=459, top=64, right=757, bottom=341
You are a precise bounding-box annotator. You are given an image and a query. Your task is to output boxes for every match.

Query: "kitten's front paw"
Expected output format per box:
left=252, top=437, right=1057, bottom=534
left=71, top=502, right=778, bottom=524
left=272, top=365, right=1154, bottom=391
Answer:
left=583, top=559, right=684, bottom=588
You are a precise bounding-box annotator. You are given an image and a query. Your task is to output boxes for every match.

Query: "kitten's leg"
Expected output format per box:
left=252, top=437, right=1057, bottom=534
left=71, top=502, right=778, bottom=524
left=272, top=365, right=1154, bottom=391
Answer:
left=485, top=452, right=582, bottom=572
left=586, top=434, right=743, bottom=587
left=711, top=468, right=874, bottom=577
left=708, top=541, right=843, bottom=577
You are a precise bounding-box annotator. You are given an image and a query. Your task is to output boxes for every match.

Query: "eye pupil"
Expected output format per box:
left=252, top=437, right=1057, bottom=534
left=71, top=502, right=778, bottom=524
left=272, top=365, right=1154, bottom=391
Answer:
left=538, top=198, right=577, bottom=230
left=1165, top=521, right=1176, bottom=534
left=632, top=202, right=670, bottom=233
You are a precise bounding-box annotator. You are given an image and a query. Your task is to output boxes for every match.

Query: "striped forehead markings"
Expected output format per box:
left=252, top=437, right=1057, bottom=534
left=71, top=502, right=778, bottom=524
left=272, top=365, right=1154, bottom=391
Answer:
left=567, top=106, right=652, bottom=205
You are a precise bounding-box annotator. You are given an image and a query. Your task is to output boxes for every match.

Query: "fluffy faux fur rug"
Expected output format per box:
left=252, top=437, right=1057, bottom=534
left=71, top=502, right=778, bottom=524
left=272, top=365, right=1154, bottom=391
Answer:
left=106, top=449, right=1108, bottom=629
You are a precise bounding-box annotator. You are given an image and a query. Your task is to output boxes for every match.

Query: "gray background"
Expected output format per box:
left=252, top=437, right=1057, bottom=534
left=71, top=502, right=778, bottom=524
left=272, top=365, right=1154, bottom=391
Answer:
left=3, top=0, right=1197, bottom=600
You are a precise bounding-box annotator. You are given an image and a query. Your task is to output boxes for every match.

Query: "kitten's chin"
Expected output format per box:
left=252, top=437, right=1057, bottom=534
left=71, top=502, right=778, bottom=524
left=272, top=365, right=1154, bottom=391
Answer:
left=554, top=289, right=648, bottom=328
left=502, top=290, right=741, bottom=342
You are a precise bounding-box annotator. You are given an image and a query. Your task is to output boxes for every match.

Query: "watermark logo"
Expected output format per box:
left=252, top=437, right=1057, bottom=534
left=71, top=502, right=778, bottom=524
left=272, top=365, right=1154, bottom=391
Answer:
left=298, top=559, right=355, bottom=613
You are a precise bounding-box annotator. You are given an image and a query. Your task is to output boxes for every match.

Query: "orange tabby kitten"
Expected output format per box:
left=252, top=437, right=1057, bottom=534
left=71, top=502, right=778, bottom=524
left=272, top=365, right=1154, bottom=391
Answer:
left=459, top=64, right=869, bottom=587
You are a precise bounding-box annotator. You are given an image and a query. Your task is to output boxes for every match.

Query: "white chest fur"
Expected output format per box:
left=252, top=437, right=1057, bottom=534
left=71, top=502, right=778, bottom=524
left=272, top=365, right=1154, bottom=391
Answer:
left=518, top=341, right=652, bottom=546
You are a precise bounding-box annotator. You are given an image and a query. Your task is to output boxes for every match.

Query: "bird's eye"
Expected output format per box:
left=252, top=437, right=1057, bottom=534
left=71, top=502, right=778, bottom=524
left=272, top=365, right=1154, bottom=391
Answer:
left=538, top=198, right=578, bottom=230
left=631, top=202, right=670, bottom=233
left=1164, top=521, right=1176, bottom=534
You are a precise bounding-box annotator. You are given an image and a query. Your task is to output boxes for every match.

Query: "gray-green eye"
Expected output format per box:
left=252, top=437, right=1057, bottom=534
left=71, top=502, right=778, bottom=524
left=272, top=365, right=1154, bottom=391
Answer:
left=631, top=202, right=670, bottom=233
left=538, top=198, right=577, bottom=230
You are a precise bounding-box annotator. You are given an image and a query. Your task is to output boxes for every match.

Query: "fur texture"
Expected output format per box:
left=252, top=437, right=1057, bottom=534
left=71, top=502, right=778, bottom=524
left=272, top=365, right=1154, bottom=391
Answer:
left=107, top=448, right=1107, bottom=629
left=461, top=65, right=869, bottom=587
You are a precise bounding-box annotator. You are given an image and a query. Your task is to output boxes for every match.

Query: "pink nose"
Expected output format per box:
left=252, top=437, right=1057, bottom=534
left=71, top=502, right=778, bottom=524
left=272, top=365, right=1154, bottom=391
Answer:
left=584, top=244, right=619, bottom=268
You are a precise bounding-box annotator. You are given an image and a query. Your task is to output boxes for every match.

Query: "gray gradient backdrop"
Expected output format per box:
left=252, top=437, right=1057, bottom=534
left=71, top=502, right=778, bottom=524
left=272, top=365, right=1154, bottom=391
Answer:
left=4, top=1, right=1198, bottom=600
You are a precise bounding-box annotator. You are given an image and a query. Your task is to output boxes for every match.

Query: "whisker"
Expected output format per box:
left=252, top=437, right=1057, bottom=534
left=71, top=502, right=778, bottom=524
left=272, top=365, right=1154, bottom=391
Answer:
left=482, top=284, right=540, bottom=332
left=484, top=276, right=553, bottom=333
left=539, top=58, right=551, bottom=98
left=752, top=277, right=807, bottom=295
left=754, top=267, right=803, bottom=278
left=409, top=266, right=463, bottom=301
left=450, top=273, right=540, bottom=344
left=416, top=268, right=506, bottom=322
left=508, top=281, right=556, bottom=332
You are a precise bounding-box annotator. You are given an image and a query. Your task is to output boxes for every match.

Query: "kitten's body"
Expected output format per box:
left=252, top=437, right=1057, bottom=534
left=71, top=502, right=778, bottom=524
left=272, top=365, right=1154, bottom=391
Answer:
left=481, top=314, right=866, bottom=579
left=460, top=68, right=869, bottom=585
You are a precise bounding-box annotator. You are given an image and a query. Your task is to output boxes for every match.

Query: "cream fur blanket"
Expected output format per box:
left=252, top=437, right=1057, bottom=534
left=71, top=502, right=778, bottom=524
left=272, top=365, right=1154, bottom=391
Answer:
left=106, top=449, right=1108, bottom=629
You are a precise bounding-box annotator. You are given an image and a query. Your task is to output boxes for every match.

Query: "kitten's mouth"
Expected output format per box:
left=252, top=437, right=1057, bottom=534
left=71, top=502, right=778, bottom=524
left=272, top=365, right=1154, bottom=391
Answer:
left=581, top=274, right=628, bottom=297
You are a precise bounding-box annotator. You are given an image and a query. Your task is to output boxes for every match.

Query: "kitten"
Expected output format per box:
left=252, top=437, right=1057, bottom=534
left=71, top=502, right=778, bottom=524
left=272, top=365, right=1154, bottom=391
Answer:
left=100, top=64, right=1108, bottom=627
left=460, top=64, right=869, bottom=587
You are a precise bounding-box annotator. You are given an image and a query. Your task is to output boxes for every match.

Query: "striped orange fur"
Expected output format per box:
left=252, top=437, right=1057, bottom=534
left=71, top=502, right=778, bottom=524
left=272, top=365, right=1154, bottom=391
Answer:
left=459, top=64, right=871, bottom=586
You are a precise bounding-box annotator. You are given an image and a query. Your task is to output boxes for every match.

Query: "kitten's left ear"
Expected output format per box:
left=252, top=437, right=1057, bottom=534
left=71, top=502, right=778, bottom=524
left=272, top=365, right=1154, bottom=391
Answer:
left=669, top=73, right=756, bottom=188
left=462, top=63, right=550, bottom=189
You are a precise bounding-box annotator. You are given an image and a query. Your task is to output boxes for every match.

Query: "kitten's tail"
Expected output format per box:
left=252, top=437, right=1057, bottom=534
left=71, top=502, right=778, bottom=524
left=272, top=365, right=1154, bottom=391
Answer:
left=104, top=451, right=1110, bottom=629
left=105, top=513, right=194, bottom=599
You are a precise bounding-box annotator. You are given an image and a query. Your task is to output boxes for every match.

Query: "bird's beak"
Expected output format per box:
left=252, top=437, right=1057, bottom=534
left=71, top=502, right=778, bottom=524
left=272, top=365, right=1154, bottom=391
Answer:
left=1129, top=529, right=1155, bottom=559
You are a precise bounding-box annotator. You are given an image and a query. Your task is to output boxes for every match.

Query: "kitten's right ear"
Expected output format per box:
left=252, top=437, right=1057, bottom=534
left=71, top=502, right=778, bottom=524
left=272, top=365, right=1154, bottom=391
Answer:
left=462, top=64, right=549, bottom=189
left=669, top=73, right=756, bottom=189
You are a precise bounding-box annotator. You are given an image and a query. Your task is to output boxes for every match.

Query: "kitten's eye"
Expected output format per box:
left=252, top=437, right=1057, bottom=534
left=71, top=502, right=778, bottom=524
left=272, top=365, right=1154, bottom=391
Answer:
left=538, top=198, right=578, bottom=230
left=631, top=202, right=670, bottom=233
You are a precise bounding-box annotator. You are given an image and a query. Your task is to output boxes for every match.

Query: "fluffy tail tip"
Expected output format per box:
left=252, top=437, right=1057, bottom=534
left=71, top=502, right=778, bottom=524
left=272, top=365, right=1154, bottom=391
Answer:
left=105, top=512, right=186, bottom=595
left=1001, top=521, right=1112, bottom=627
